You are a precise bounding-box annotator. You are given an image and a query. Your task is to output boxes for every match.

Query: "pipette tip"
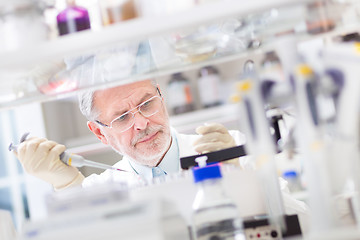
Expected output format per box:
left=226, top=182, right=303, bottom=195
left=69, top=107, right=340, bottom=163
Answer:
left=8, top=143, right=15, bottom=152
left=114, top=168, right=128, bottom=172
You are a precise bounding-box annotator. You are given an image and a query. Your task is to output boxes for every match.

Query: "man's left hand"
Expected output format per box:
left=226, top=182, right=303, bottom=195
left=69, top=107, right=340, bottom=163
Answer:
left=193, top=123, right=236, bottom=154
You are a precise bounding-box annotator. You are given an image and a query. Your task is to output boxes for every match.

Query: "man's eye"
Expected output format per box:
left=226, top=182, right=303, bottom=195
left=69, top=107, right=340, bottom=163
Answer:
left=142, top=100, right=153, bottom=109
left=116, top=113, right=130, bottom=122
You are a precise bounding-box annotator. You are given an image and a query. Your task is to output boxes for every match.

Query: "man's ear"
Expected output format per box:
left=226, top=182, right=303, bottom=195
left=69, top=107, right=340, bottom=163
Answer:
left=87, top=121, right=108, bottom=145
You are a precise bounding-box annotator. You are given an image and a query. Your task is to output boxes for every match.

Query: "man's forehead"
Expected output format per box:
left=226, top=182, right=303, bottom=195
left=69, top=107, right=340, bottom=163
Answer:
left=95, top=80, right=154, bottom=100
left=94, top=80, right=156, bottom=115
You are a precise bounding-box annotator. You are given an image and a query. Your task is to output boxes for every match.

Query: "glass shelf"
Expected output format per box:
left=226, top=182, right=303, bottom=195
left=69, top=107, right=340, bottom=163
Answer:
left=0, top=0, right=358, bottom=111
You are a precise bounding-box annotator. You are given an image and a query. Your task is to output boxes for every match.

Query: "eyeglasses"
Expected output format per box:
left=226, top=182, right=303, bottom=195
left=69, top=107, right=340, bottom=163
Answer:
left=96, top=95, right=163, bottom=132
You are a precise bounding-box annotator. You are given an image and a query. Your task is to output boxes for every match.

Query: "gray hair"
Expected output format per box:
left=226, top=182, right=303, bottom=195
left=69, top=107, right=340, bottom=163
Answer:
left=78, top=79, right=158, bottom=121
left=78, top=89, right=99, bottom=121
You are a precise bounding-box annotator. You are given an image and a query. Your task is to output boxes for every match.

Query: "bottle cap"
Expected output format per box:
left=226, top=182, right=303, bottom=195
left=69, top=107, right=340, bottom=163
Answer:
left=192, top=164, right=222, bottom=183
left=282, top=170, right=298, bottom=178
left=195, top=155, right=208, bottom=168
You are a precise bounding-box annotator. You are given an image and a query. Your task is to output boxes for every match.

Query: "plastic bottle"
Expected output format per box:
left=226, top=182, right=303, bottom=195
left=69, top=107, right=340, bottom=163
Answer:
left=260, top=51, right=285, bottom=83
left=56, top=0, right=91, bottom=36
left=197, top=66, right=222, bottom=108
left=166, top=72, right=195, bottom=115
left=282, top=170, right=303, bottom=193
left=191, top=164, right=245, bottom=240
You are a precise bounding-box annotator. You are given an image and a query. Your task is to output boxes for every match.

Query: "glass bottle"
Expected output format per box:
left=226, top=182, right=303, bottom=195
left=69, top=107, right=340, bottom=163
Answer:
left=56, top=0, right=91, bottom=36
left=260, top=51, right=285, bottom=83
left=282, top=170, right=303, bottom=193
left=100, top=0, right=137, bottom=26
left=0, top=0, right=48, bottom=52
left=306, top=1, right=335, bottom=35
left=166, top=72, right=195, bottom=115
left=197, top=66, right=222, bottom=108
left=191, top=164, right=245, bottom=240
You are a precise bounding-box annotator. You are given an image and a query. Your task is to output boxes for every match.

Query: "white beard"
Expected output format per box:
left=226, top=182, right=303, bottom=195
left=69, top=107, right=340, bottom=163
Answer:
left=111, top=125, right=172, bottom=167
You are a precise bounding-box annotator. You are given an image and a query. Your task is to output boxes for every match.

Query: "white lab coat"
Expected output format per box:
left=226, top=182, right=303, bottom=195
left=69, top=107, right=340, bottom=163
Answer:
left=82, top=129, right=246, bottom=185
left=83, top=128, right=310, bottom=233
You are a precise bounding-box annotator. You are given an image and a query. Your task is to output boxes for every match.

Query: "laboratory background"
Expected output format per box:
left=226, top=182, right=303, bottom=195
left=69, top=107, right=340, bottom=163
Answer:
left=1, top=0, right=360, bottom=239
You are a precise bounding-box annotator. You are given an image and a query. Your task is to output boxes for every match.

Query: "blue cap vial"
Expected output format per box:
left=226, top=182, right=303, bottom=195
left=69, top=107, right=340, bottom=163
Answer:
left=192, top=164, right=222, bottom=183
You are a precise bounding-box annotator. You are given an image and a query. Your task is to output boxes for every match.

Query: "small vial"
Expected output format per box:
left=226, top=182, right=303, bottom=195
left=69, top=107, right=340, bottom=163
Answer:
left=191, top=164, right=245, bottom=240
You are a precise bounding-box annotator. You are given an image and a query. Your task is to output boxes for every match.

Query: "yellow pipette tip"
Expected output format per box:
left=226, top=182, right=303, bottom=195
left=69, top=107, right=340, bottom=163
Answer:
left=236, top=80, right=252, bottom=92
left=230, top=94, right=241, bottom=103
left=354, top=42, right=360, bottom=53
left=296, top=64, right=313, bottom=76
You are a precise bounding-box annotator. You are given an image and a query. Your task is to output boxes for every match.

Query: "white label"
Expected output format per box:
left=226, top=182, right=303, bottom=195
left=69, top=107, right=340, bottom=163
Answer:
left=198, top=74, right=221, bottom=105
left=167, top=81, right=192, bottom=108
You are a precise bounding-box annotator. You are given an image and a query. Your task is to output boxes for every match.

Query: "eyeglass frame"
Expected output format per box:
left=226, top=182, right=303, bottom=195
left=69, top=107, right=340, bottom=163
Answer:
left=95, top=88, right=163, bottom=132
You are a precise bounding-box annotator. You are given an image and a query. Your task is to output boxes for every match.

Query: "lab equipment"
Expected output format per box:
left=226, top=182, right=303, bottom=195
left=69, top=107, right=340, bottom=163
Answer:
left=99, top=0, right=137, bottom=25
left=46, top=181, right=129, bottom=215
left=30, top=60, right=79, bottom=96
left=56, top=0, right=91, bottom=36
left=22, top=196, right=190, bottom=240
left=173, top=25, right=220, bottom=63
left=59, top=152, right=128, bottom=172
left=235, top=64, right=286, bottom=230
left=197, top=66, right=223, bottom=108
left=9, top=132, right=128, bottom=172
left=306, top=0, right=336, bottom=34
left=320, top=43, right=360, bottom=228
left=166, top=72, right=195, bottom=115
left=292, top=63, right=338, bottom=231
left=0, top=0, right=48, bottom=52
left=191, top=163, right=245, bottom=240
left=180, top=145, right=247, bottom=169
left=260, top=51, right=285, bottom=84
left=282, top=170, right=302, bottom=193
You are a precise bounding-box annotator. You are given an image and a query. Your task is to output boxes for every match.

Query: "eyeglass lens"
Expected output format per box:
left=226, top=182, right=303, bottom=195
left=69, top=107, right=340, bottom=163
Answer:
left=111, top=96, right=162, bottom=131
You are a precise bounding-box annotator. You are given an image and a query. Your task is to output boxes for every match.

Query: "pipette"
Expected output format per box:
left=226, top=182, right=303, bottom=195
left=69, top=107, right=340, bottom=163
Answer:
left=9, top=133, right=128, bottom=172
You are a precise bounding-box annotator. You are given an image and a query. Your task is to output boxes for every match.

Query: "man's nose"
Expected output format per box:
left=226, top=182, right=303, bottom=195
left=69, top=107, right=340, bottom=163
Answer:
left=133, top=111, right=149, bottom=130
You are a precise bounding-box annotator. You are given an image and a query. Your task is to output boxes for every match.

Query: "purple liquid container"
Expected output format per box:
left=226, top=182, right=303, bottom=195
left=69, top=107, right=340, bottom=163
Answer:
left=56, top=4, right=91, bottom=36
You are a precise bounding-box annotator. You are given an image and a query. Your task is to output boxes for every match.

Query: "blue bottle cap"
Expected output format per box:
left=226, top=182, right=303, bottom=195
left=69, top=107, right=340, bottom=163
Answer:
left=282, top=170, right=298, bottom=178
left=192, top=164, right=222, bottom=183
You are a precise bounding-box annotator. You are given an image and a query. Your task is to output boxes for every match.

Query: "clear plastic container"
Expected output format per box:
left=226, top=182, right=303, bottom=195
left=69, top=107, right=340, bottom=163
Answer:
left=191, top=164, right=245, bottom=240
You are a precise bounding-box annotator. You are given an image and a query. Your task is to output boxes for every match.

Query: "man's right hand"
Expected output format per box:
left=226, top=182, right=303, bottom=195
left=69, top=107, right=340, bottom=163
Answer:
left=15, top=137, right=84, bottom=190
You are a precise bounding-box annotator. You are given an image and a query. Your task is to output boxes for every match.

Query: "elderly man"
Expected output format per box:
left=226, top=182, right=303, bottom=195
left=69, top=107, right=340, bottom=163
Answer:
left=16, top=79, right=244, bottom=189
left=15, top=78, right=309, bottom=231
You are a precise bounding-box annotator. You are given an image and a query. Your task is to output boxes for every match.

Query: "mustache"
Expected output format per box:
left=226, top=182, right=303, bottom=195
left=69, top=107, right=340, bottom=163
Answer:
left=131, top=125, right=164, bottom=146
